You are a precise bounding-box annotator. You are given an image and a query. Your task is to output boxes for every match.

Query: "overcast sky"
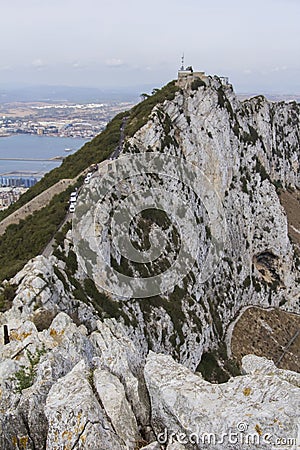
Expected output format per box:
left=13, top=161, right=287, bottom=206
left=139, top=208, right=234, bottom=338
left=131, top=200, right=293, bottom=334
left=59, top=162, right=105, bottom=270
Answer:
left=0, top=0, right=299, bottom=93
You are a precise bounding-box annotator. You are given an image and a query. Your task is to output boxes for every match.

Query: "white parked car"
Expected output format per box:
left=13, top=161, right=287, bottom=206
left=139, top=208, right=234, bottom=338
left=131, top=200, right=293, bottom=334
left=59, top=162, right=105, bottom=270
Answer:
left=69, top=190, right=78, bottom=203
left=84, top=173, right=93, bottom=184
left=69, top=203, right=76, bottom=213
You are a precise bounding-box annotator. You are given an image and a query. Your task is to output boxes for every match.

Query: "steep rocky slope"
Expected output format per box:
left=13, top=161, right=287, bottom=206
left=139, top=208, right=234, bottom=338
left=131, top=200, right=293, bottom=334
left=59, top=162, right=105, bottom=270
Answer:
left=70, top=75, right=300, bottom=371
left=0, top=76, right=299, bottom=448
left=0, top=264, right=299, bottom=449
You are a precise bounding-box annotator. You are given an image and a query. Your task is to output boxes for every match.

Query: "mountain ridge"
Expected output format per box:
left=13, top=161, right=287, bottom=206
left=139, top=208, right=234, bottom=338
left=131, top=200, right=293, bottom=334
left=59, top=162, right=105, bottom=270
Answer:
left=0, top=75, right=299, bottom=449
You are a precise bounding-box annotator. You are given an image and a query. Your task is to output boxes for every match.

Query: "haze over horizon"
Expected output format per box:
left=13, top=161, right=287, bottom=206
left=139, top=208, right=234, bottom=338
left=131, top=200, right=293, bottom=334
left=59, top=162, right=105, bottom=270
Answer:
left=1, top=0, right=299, bottom=95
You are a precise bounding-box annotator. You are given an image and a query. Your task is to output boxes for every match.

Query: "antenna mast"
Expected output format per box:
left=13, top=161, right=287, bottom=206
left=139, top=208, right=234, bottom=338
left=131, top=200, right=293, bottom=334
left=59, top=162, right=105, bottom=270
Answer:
left=180, top=53, right=184, bottom=71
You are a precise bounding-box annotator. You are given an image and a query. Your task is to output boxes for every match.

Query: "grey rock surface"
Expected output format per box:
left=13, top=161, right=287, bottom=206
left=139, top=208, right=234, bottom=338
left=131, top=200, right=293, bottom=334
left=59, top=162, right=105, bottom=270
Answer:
left=144, top=352, right=300, bottom=449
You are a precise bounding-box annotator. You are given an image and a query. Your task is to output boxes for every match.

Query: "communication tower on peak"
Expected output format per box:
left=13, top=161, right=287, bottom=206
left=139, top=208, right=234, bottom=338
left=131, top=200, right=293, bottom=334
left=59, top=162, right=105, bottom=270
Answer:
left=180, top=53, right=185, bottom=71
left=177, top=55, right=208, bottom=88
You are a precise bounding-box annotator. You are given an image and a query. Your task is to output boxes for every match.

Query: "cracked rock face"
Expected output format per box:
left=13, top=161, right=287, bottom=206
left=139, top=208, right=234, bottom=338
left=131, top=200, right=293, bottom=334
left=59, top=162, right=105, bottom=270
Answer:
left=1, top=78, right=299, bottom=373
left=93, top=368, right=140, bottom=447
left=1, top=305, right=299, bottom=449
left=0, top=312, right=148, bottom=450
left=45, top=360, right=127, bottom=450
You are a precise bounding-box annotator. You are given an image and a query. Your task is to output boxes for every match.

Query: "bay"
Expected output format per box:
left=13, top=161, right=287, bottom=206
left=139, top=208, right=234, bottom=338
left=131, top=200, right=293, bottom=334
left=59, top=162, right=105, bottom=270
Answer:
left=0, top=134, right=88, bottom=178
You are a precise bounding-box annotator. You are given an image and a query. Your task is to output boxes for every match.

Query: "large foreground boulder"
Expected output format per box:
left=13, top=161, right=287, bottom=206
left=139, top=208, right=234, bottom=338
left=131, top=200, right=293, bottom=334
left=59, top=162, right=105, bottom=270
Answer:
left=144, top=352, right=300, bottom=449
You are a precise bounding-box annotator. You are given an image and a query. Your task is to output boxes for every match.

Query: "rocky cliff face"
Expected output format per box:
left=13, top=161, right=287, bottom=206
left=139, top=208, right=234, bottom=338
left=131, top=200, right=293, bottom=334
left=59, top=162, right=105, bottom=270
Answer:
left=71, top=75, right=300, bottom=369
left=0, top=76, right=299, bottom=449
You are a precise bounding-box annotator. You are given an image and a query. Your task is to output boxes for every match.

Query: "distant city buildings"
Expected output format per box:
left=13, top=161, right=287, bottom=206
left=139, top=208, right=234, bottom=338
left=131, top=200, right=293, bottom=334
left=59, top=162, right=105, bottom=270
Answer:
left=0, top=186, right=28, bottom=210
left=0, top=176, right=37, bottom=188
left=0, top=117, right=101, bottom=139
left=0, top=101, right=134, bottom=139
left=0, top=100, right=135, bottom=210
left=0, top=177, right=37, bottom=209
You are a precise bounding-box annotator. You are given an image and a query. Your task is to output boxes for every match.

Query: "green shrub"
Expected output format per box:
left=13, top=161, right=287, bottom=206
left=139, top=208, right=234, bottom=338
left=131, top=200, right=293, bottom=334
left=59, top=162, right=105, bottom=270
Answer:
left=255, top=158, right=270, bottom=182
left=54, top=231, right=65, bottom=247
left=254, top=279, right=261, bottom=292
left=73, top=287, right=87, bottom=303
left=248, top=125, right=259, bottom=143
left=138, top=288, right=187, bottom=348
left=197, top=344, right=241, bottom=383
left=1, top=282, right=16, bottom=301
left=65, top=249, right=78, bottom=275
left=241, top=176, right=248, bottom=193
left=217, top=87, right=234, bottom=120
left=243, top=276, right=251, bottom=288
left=125, top=81, right=179, bottom=137
left=13, top=346, right=46, bottom=393
left=196, top=351, right=228, bottom=383
left=273, top=179, right=283, bottom=192
left=0, top=188, right=70, bottom=282
left=191, top=77, right=206, bottom=91
left=0, top=282, right=16, bottom=312
left=217, top=88, right=226, bottom=108
left=83, top=278, right=130, bottom=325
left=54, top=222, right=71, bottom=247
left=205, top=225, right=212, bottom=239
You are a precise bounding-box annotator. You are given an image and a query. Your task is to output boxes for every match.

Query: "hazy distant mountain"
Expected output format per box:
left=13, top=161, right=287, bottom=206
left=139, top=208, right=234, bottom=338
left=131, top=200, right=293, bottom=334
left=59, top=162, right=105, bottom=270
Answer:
left=237, top=92, right=300, bottom=102
left=1, top=84, right=299, bottom=105
left=0, top=85, right=148, bottom=104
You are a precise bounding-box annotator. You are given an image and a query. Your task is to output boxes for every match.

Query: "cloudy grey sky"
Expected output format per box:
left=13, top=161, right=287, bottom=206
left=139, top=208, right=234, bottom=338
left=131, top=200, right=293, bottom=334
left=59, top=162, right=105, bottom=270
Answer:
left=0, top=0, right=299, bottom=93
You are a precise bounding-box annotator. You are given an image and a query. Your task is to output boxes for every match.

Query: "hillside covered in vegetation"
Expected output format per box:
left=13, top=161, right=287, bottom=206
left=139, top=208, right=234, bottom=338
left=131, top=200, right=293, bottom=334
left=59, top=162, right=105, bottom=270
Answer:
left=0, top=81, right=179, bottom=284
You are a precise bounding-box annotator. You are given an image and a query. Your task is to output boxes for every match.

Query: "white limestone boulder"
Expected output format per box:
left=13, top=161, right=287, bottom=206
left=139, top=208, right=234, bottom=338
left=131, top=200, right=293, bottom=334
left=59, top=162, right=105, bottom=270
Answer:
left=144, top=352, right=300, bottom=450
left=94, top=368, right=140, bottom=448
left=45, top=360, right=126, bottom=450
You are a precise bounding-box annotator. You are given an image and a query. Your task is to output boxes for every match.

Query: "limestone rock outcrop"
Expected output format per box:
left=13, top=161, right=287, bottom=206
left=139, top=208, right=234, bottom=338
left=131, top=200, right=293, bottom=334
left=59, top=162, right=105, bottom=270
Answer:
left=72, top=75, right=300, bottom=368
left=144, top=352, right=300, bottom=449
left=0, top=306, right=299, bottom=449
left=0, top=311, right=149, bottom=449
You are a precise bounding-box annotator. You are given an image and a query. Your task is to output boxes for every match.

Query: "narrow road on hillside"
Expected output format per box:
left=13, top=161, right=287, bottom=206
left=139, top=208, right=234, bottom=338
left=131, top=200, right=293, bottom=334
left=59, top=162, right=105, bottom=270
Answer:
left=0, top=116, right=129, bottom=258
left=42, top=213, right=71, bottom=258
left=109, top=116, right=129, bottom=160
left=42, top=117, right=129, bottom=257
left=0, top=179, right=75, bottom=237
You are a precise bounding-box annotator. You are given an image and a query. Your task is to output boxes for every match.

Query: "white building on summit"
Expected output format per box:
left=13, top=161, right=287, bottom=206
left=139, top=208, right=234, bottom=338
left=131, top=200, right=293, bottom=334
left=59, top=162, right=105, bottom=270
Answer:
left=177, top=55, right=230, bottom=88
left=177, top=56, right=207, bottom=88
